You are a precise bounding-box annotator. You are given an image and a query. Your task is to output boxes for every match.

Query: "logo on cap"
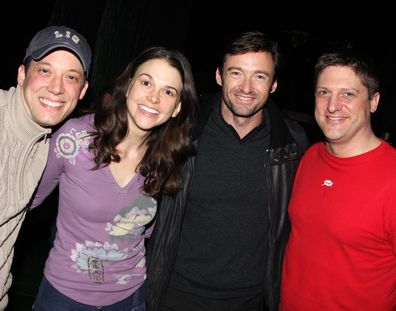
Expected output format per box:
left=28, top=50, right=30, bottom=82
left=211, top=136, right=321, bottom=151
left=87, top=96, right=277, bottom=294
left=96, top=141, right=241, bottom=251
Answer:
left=24, top=25, right=92, bottom=77
left=54, top=30, right=80, bottom=44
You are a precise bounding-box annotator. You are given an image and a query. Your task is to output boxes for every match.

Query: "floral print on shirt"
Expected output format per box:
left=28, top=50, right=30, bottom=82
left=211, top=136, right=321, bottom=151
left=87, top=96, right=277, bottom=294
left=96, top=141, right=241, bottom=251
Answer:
left=70, top=194, right=156, bottom=284
left=54, top=128, right=90, bottom=165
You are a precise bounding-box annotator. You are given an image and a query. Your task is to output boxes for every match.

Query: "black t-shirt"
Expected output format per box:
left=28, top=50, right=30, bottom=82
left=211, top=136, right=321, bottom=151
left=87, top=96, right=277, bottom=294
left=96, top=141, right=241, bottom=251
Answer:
left=169, top=102, right=271, bottom=299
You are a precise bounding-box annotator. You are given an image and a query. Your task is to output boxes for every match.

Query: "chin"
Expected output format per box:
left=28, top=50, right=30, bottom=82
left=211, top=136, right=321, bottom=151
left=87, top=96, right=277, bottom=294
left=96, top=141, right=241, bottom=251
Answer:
left=36, top=117, right=62, bottom=128
left=38, top=122, right=55, bottom=128
left=324, top=132, right=344, bottom=142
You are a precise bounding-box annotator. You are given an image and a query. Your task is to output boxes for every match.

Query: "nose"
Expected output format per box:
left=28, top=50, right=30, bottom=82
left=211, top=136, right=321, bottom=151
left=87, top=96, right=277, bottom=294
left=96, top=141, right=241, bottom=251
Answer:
left=47, top=75, right=65, bottom=95
left=147, top=91, right=160, bottom=104
left=240, top=77, right=253, bottom=93
left=327, top=95, right=342, bottom=113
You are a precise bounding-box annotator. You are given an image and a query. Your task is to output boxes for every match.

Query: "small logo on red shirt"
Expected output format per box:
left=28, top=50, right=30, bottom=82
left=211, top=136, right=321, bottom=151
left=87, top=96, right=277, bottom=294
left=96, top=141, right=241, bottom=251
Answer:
left=322, top=179, right=333, bottom=187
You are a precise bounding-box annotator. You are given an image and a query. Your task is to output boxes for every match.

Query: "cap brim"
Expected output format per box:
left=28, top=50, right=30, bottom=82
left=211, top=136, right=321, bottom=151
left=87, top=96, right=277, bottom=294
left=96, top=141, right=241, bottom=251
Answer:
left=29, top=42, right=87, bottom=74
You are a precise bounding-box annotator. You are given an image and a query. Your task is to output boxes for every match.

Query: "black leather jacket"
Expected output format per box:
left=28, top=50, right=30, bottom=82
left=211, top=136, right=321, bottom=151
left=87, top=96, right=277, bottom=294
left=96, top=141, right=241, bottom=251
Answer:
left=146, top=92, right=309, bottom=311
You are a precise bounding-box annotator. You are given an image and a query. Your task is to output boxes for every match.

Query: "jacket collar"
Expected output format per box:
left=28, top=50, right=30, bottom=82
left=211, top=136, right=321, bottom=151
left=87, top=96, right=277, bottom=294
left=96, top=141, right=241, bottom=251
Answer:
left=192, top=90, right=293, bottom=148
left=10, top=85, right=51, bottom=143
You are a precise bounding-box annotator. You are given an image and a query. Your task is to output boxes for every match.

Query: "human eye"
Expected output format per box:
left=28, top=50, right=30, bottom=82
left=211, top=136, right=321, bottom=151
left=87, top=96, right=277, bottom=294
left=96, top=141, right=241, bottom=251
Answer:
left=316, top=88, right=329, bottom=97
left=342, top=91, right=355, bottom=98
left=66, top=74, right=80, bottom=83
left=228, top=70, right=241, bottom=78
left=255, top=73, right=268, bottom=81
left=140, top=79, right=151, bottom=87
left=38, top=68, right=50, bottom=75
left=163, top=88, right=176, bottom=97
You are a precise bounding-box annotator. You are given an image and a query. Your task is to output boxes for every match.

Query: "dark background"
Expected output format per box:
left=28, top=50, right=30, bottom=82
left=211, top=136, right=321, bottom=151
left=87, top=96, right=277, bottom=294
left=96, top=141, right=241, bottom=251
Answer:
left=2, top=1, right=395, bottom=131
left=4, top=1, right=395, bottom=309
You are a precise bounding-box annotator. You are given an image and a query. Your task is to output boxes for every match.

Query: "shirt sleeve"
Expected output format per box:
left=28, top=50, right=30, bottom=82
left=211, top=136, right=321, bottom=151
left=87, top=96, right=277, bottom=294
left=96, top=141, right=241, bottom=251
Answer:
left=385, top=181, right=396, bottom=257
left=29, top=125, right=65, bottom=209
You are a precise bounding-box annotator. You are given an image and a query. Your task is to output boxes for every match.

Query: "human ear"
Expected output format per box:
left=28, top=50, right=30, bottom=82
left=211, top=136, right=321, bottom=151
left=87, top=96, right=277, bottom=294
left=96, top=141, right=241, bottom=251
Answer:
left=171, top=101, right=182, bottom=118
left=17, top=65, right=26, bottom=86
left=215, top=68, right=223, bottom=86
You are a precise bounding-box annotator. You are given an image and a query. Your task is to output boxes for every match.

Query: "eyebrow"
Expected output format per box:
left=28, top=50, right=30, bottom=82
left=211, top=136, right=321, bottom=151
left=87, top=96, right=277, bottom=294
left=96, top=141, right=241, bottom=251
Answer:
left=316, top=86, right=361, bottom=93
left=226, top=66, right=271, bottom=78
left=34, top=60, right=83, bottom=75
left=138, top=73, right=179, bottom=94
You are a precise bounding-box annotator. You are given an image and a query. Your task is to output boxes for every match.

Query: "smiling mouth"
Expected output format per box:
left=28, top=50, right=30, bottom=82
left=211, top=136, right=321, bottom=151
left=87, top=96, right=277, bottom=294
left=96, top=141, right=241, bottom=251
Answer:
left=139, top=104, right=159, bottom=114
left=235, top=94, right=254, bottom=102
left=40, top=97, right=64, bottom=107
left=327, top=116, right=346, bottom=121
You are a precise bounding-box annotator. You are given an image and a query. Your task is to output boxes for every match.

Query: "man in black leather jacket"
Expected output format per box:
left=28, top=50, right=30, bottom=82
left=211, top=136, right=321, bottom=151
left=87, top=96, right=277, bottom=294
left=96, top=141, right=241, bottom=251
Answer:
left=146, top=31, right=309, bottom=311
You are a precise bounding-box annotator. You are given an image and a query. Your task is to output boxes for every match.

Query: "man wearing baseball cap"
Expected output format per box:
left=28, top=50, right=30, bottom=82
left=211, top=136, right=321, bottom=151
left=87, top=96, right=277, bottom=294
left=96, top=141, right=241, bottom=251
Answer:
left=0, top=25, right=92, bottom=310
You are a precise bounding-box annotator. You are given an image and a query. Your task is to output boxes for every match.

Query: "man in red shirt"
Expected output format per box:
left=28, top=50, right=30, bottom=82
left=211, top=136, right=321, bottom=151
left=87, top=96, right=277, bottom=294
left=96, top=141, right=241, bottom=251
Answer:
left=280, top=47, right=396, bottom=310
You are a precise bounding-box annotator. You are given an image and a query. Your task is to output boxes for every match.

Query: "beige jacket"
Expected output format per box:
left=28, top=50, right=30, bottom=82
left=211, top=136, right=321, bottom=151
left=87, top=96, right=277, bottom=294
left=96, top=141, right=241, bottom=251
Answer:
left=0, top=86, right=51, bottom=310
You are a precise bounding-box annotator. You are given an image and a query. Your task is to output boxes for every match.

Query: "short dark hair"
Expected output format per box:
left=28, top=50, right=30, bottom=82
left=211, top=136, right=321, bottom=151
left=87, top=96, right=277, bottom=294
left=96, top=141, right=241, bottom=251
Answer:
left=217, top=31, right=281, bottom=81
left=314, top=47, right=380, bottom=99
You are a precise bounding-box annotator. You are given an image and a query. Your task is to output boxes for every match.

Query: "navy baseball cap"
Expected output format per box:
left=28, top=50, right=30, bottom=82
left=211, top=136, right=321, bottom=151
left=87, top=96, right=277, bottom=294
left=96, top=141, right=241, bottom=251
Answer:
left=24, top=25, right=92, bottom=77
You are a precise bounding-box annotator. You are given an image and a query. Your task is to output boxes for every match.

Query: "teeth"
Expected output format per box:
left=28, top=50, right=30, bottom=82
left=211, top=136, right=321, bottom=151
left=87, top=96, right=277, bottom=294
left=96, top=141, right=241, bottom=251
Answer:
left=236, top=95, right=253, bottom=101
left=40, top=98, right=63, bottom=107
left=139, top=104, right=159, bottom=114
left=328, top=117, right=343, bottom=120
